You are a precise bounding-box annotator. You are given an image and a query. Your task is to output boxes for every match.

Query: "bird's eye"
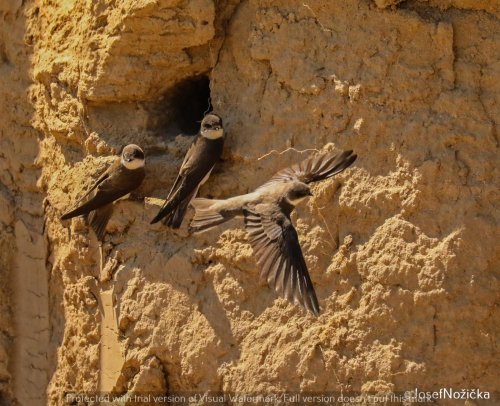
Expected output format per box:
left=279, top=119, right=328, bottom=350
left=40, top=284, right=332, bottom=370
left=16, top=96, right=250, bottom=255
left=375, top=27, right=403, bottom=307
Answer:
left=132, top=150, right=144, bottom=160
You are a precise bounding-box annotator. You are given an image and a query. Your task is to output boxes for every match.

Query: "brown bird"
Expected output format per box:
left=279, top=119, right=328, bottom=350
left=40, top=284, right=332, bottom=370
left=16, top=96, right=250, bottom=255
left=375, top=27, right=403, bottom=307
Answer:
left=61, top=144, right=146, bottom=267
left=150, top=113, right=224, bottom=228
left=189, top=149, right=357, bottom=316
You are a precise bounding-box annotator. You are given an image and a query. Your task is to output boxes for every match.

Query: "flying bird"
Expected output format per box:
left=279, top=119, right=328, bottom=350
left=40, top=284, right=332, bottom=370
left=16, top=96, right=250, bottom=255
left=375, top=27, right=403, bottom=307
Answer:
left=150, top=113, right=224, bottom=228
left=189, top=149, right=357, bottom=316
left=61, top=144, right=146, bottom=245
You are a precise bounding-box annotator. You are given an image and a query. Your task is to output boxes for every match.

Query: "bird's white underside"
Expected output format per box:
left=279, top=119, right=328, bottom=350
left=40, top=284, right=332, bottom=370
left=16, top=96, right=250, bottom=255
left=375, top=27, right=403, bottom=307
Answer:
left=186, top=167, right=213, bottom=208
left=201, top=168, right=213, bottom=185
left=117, top=193, right=131, bottom=201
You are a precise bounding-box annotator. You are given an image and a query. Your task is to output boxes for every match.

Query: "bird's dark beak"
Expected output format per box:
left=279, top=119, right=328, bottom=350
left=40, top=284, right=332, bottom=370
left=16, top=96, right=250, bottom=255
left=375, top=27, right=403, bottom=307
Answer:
left=308, top=190, right=313, bottom=196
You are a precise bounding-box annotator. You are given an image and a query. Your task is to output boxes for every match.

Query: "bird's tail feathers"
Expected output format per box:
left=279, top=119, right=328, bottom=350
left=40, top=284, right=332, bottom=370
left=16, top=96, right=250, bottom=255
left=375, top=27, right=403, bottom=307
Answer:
left=150, top=197, right=179, bottom=225
left=155, top=187, right=199, bottom=228
left=161, top=198, right=190, bottom=229
left=61, top=200, right=97, bottom=220
left=88, top=204, right=113, bottom=242
left=189, top=198, right=226, bottom=233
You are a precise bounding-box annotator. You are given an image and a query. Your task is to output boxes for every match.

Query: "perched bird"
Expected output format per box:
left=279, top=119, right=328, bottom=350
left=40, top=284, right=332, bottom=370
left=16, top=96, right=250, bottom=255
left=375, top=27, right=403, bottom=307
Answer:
left=189, top=149, right=357, bottom=316
left=61, top=144, right=146, bottom=259
left=150, top=113, right=224, bottom=227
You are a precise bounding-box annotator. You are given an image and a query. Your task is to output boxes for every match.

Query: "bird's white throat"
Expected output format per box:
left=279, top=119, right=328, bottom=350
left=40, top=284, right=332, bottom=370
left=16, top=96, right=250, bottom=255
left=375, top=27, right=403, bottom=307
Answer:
left=201, top=128, right=224, bottom=140
left=287, top=195, right=309, bottom=206
left=122, top=157, right=145, bottom=170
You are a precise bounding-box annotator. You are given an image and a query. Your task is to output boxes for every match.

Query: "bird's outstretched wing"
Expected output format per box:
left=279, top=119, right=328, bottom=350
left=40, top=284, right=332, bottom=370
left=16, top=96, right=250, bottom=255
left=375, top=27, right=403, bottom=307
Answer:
left=243, top=203, right=320, bottom=316
left=261, top=149, right=357, bottom=188
left=61, top=162, right=144, bottom=220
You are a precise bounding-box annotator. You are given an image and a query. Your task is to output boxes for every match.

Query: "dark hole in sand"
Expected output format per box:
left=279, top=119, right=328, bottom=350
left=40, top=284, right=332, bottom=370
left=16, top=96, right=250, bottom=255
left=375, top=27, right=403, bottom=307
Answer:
left=168, top=74, right=211, bottom=135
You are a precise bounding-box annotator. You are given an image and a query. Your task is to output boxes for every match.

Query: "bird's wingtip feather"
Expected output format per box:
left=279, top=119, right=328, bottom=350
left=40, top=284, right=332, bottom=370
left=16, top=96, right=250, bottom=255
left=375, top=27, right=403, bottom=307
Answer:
left=60, top=212, right=72, bottom=221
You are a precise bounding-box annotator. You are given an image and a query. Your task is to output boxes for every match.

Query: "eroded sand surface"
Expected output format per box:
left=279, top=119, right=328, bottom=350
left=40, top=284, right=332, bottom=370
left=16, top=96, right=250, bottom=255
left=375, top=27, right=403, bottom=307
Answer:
left=0, top=0, right=498, bottom=404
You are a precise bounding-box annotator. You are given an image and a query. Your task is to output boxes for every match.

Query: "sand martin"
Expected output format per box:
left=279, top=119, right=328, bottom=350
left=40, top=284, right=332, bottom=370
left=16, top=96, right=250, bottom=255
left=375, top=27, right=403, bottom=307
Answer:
left=189, top=149, right=357, bottom=316
left=150, top=113, right=224, bottom=227
left=61, top=144, right=146, bottom=242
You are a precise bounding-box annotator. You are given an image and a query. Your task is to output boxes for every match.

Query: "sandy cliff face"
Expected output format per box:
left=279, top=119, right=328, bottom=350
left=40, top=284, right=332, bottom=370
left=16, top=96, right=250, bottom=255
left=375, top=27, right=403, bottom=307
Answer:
left=0, top=0, right=498, bottom=404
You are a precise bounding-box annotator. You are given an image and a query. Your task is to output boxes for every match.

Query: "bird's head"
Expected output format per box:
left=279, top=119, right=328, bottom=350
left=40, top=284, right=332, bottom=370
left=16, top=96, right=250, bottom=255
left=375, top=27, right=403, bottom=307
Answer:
left=121, top=144, right=145, bottom=170
left=200, top=113, right=224, bottom=140
left=286, top=182, right=313, bottom=205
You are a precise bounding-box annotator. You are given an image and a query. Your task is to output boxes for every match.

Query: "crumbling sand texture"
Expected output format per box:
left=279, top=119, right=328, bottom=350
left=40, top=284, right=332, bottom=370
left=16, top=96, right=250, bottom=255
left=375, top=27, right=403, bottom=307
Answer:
left=0, top=0, right=498, bottom=405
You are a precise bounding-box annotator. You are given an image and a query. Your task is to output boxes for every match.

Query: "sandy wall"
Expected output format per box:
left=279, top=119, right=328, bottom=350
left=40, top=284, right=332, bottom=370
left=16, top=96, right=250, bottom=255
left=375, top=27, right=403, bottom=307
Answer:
left=0, top=0, right=498, bottom=404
